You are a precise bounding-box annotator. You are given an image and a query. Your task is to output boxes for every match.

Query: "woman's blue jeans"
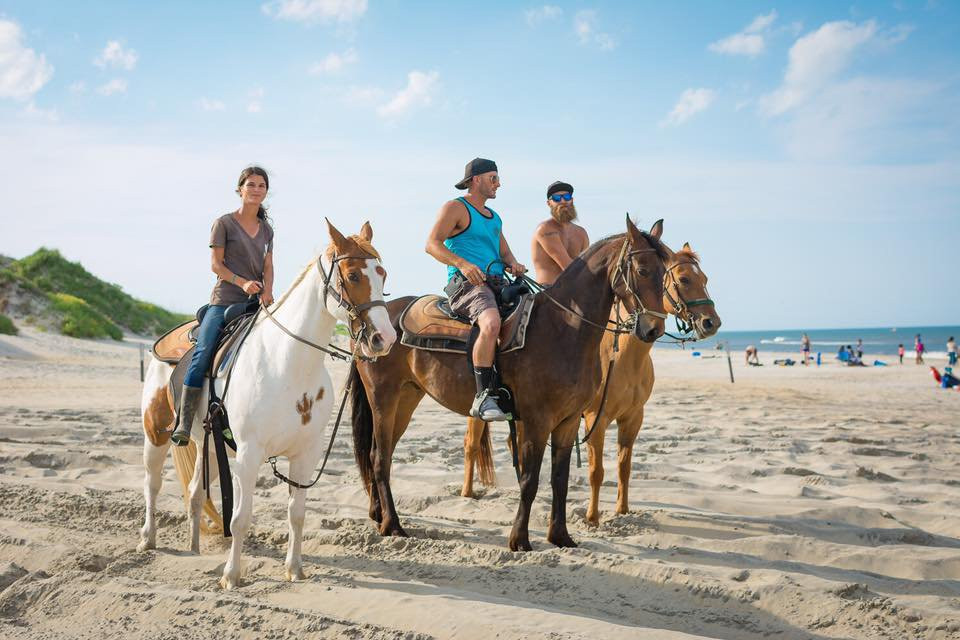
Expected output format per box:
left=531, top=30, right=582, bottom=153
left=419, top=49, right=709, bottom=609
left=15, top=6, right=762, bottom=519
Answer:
left=184, top=305, right=227, bottom=388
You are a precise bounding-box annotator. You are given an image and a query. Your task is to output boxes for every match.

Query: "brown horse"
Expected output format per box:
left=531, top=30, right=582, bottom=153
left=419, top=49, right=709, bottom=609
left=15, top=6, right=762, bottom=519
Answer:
left=351, top=218, right=668, bottom=551
left=462, top=239, right=720, bottom=527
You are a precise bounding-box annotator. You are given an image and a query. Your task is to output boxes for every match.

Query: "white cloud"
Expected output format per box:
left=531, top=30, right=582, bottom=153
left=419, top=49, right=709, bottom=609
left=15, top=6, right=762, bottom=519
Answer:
left=343, top=85, right=384, bottom=106
left=709, top=10, right=777, bottom=56
left=94, top=40, right=138, bottom=70
left=573, top=10, right=617, bottom=50
left=23, top=101, right=58, bottom=121
left=525, top=5, right=562, bottom=26
left=309, top=48, right=357, bottom=75
left=377, top=70, right=439, bottom=119
left=199, top=97, right=226, bottom=111
left=760, top=20, right=877, bottom=115
left=0, top=19, right=54, bottom=100
left=247, top=87, right=264, bottom=113
left=662, top=88, right=716, bottom=126
left=97, top=78, right=127, bottom=96
left=262, top=0, right=367, bottom=24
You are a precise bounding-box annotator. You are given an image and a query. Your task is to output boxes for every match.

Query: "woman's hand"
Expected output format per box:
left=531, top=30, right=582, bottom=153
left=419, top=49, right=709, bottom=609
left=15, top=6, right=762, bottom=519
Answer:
left=260, top=289, right=274, bottom=306
left=242, top=279, right=263, bottom=295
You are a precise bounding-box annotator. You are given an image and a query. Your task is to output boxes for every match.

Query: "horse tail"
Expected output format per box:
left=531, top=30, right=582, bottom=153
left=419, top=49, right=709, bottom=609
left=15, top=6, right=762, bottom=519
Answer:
left=171, top=439, right=224, bottom=535
left=476, top=422, right=496, bottom=487
left=349, top=362, right=375, bottom=494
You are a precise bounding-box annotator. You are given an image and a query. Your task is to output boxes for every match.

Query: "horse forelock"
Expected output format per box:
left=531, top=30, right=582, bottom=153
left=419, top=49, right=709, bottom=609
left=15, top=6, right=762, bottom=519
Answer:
left=674, top=246, right=701, bottom=264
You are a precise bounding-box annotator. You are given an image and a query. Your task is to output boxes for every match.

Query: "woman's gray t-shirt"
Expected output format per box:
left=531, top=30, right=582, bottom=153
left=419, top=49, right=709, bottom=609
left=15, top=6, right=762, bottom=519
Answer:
left=209, top=213, right=274, bottom=305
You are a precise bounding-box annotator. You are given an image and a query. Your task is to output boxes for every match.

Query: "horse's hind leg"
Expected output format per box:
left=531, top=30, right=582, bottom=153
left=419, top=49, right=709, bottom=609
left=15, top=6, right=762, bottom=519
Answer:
left=614, top=409, right=644, bottom=515
left=284, top=454, right=312, bottom=582
left=583, top=411, right=612, bottom=526
left=462, top=417, right=485, bottom=498
left=138, top=436, right=171, bottom=551
left=547, top=415, right=581, bottom=548
left=185, top=436, right=218, bottom=553
left=220, top=446, right=262, bottom=590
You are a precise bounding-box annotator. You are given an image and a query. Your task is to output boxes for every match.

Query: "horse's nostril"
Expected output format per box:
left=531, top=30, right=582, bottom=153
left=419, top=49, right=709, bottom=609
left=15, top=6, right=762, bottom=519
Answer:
left=370, top=333, right=384, bottom=350
left=702, top=318, right=714, bottom=330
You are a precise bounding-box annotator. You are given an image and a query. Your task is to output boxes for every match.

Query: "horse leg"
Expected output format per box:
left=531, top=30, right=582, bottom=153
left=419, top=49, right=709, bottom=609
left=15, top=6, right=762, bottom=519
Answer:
left=184, top=437, right=217, bottom=554
left=547, top=416, right=580, bottom=548
left=462, top=417, right=485, bottom=498
left=583, top=411, right=612, bottom=526
left=508, top=430, right=546, bottom=552
left=284, top=454, right=311, bottom=582
left=372, top=385, right=422, bottom=537
left=615, top=409, right=644, bottom=515
left=138, top=436, right=171, bottom=551
left=220, top=446, right=262, bottom=590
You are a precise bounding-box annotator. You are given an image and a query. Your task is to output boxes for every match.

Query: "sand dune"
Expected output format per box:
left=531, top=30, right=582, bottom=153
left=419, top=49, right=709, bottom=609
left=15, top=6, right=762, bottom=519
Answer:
left=0, top=327, right=958, bottom=639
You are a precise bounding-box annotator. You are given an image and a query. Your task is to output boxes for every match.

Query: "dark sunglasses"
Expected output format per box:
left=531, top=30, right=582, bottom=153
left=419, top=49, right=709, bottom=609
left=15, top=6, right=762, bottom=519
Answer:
left=549, top=193, right=573, bottom=202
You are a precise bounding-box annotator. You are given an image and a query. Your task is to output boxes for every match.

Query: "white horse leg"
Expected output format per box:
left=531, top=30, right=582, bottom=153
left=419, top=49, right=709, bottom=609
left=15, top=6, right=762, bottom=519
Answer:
left=185, top=438, right=216, bottom=554
left=220, top=447, right=262, bottom=590
left=284, top=455, right=313, bottom=581
left=138, top=436, right=170, bottom=551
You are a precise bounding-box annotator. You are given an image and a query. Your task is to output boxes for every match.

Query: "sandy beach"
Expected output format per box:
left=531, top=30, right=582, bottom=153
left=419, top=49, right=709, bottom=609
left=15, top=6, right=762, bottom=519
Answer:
left=0, top=327, right=958, bottom=639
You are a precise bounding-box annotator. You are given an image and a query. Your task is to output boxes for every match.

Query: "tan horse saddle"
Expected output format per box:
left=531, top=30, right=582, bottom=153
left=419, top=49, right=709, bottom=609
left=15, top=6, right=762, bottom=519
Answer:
left=152, top=301, right=259, bottom=409
left=398, top=293, right=535, bottom=354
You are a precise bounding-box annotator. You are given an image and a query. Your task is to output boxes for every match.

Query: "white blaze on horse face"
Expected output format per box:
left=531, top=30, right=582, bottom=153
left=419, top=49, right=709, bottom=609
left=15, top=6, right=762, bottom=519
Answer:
left=361, top=258, right=396, bottom=353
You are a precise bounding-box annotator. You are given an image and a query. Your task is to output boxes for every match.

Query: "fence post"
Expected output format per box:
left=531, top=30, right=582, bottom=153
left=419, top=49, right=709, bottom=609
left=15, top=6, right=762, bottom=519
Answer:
left=726, top=341, right=735, bottom=383
left=139, top=343, right=145, bottom=382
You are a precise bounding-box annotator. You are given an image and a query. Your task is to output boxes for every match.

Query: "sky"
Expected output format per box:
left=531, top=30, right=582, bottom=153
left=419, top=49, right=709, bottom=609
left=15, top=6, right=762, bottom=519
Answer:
left=0, top=1, right=957, bottom=331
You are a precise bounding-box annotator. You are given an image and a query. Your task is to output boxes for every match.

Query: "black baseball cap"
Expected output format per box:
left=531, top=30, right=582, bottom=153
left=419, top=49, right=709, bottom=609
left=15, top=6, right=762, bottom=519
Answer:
left=547, top=181, right=574, bottom=198
left=455, top=158, right=498, bottom=190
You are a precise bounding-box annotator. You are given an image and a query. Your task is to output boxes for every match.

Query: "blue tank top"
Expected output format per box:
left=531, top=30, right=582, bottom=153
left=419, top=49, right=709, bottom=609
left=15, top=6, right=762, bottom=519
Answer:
left=443, top=197, right=504, bottom=281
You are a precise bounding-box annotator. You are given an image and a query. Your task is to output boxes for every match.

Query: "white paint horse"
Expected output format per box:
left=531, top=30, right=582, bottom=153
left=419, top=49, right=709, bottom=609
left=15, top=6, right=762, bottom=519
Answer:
left=138, top=220, right=396, bottom=589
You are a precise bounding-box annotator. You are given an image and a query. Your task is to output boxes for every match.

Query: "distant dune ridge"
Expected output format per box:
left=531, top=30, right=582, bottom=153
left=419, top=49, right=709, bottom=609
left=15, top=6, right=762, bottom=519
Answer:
left=0, top=248, right=189, bottom=339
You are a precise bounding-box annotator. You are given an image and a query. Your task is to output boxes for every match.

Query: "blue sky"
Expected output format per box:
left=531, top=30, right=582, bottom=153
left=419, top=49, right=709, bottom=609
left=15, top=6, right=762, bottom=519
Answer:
left=0, top=1, right=957, bottom=330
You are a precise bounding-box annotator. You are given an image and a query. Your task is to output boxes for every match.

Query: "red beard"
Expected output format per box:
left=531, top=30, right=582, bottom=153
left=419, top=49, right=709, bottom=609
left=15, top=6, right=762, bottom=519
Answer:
left=551, top=203, right=577, bottom=224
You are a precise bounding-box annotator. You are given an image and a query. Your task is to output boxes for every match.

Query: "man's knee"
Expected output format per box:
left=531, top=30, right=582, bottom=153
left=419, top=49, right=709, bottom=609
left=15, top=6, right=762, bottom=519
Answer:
left=476, top=310, right=501, bottom=336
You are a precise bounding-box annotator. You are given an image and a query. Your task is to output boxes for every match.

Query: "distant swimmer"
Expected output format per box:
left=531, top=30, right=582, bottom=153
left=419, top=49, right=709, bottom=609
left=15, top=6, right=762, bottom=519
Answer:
left=530, top=181, right=590, bottom=286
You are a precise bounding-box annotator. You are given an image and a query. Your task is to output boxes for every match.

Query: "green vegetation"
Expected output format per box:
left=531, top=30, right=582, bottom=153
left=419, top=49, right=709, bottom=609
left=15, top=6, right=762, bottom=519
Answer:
left=10, top=248, right=190, bottom=336
left=0, top=312, right=17, bottom=336
left=49, top=293, right=123, bottom=340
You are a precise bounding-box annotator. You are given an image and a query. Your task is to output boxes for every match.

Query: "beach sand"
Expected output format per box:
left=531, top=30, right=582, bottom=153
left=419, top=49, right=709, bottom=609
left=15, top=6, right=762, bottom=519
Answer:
left=0, top=328, right=958, bottom=639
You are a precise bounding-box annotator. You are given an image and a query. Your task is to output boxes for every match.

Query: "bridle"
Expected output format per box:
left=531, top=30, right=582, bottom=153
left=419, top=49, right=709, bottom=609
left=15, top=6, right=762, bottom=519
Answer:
left=608, top=239, right=669, bottom=333
left=661, top=259, right=714, bottom=340
left=259, top=252, right=388, bottom=362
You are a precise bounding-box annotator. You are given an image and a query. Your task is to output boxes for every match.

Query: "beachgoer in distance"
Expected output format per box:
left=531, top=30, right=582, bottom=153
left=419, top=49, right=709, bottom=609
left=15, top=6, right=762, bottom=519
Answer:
left=898, top=343, right=904, bottom=365
left=425, top=158, right=527, bottom=422
left=856, top=338, right=863, bottom=361
left=530, top=181, right=589, bottom=286
left=948, top=336, right=957, bottom=366
left=171, top=166, right=275, bottom=446
left=745, top=344, right=760, bottom=366
left=915, top=334, right=925, bottom=365
left=801, top=333, right=811, bottom=365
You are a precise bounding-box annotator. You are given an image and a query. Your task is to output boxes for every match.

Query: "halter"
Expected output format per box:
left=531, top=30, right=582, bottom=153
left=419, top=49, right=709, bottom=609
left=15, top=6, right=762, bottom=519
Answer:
left=661, top=260, right=715, bottom=339
left=609, top=239, right=669, bottom=332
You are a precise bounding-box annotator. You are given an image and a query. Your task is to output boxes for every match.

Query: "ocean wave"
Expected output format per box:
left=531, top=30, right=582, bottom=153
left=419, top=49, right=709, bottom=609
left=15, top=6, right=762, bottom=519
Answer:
left=759, top=339, right=885, bottom=347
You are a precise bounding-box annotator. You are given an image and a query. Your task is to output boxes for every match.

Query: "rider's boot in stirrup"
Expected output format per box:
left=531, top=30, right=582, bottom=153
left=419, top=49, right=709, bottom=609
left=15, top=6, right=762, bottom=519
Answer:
left=171, top=386, right=204, bottom=446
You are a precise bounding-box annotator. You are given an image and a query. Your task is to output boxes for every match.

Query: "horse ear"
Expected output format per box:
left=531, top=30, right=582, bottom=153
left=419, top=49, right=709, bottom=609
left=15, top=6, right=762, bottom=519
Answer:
left=683, top=241, right=691, bottom=251
left=649, top=218, right=664, bottom=240
left=359, top=221, right=373, bottom=242
left=625, top=213, right=642, bottom=244
left=326, top=218, right=347, bottom=248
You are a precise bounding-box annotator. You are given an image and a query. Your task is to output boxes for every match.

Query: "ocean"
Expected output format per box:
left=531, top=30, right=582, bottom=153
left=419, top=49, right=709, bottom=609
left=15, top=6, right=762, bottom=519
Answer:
left=660, top=325, right=960, bottom=359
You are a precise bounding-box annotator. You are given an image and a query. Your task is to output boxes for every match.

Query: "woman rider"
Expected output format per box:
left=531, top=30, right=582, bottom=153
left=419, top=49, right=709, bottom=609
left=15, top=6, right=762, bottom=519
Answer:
left=171, top=166, right=275, bottom=446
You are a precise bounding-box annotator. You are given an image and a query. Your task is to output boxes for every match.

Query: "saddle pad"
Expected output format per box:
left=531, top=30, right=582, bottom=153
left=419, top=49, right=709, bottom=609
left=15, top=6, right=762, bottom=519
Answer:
left=152, top=319, right=199, bottom=364
left=399, top=294, right=535, bottom=354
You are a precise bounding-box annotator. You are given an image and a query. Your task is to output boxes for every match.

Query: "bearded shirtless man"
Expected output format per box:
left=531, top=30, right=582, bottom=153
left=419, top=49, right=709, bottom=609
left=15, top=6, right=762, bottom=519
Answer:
left=530, top=181, right=590, bottom=285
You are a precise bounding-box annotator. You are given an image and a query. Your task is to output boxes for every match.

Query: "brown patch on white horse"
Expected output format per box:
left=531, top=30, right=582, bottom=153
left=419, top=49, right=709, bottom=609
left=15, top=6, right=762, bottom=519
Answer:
left=315, top=387, right=325, bottom=401
left=142, top=386, right=174, bottom=446
left=296, top=393, right=313, bottom=425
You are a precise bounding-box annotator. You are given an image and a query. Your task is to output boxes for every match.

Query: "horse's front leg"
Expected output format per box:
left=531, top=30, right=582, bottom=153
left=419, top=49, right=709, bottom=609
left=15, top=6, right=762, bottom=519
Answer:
left=220, top=446, right=262, bottom=590
left=508, top=429, right=546, bottom=552
left=284, top=454, right=313, bottom=582
left=547, top=416, right=580, bottom=548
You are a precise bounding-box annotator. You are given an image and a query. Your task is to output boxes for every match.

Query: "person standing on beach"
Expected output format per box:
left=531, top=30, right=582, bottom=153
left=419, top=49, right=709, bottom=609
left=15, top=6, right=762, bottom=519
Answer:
left=948, top=336, right=957, bottom=366
left=856, top=338, right=864, bottom=361
left=801, top=333, right=811, bottom=365
left=530, top=181, right=589, bottom=285
left=171, top=166, right=275, bottom=446
left=898, top=344, right=904, bottom=365
left=915, top=334, right=925, bottom=364
left=425, top=158, right=527, bottom=422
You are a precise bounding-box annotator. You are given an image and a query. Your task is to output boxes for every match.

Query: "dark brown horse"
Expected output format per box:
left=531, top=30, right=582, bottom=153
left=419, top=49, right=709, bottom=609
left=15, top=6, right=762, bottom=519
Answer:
left=350, top=218, right=668, bottom=551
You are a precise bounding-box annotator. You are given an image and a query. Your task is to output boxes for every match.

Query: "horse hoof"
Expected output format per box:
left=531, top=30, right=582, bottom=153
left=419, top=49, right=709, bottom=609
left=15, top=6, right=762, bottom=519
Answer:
left=548, top=533, right=579, bottom=548
left=285, top=567, right=307, bottom=582
left=136, top=539, right=154, bottom=552
left=509, top=538, right=533, bottom=552
left=220, top=575, right=240, bottom=590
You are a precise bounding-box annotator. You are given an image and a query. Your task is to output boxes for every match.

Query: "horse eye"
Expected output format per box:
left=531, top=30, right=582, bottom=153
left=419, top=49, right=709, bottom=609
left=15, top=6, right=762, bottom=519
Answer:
left=347, top=272, right=360, bottom=282
left=679, top=277, right=690, bottom=285
left=638, top=268, right=650, bottom=277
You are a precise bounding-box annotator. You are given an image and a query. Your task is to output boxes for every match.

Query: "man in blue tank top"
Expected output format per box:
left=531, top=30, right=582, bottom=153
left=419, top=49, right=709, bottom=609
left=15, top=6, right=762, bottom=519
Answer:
left=425, top=158, right=527, bottom=421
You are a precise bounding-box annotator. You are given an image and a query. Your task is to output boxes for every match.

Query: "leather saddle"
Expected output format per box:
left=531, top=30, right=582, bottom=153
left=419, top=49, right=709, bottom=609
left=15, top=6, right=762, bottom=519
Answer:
left=151, top=300, right=259, bottom=409
left=399, top=292, right=535, bottom=354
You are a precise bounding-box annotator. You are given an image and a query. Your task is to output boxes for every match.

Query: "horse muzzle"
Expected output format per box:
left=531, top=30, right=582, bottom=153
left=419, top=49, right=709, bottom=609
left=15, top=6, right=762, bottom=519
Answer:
left=634, top=315, right=664, bottom=343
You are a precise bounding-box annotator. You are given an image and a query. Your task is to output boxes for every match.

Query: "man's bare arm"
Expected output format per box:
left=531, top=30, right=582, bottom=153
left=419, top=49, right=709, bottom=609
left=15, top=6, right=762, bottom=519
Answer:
left=424, top=201, right=487, bottom=285
left=536, top=226, right=575, bottom=270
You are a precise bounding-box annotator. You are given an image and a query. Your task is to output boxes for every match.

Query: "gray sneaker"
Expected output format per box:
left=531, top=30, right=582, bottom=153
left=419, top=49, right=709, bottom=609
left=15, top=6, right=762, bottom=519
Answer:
left=469, top=390, right=511, bottom=422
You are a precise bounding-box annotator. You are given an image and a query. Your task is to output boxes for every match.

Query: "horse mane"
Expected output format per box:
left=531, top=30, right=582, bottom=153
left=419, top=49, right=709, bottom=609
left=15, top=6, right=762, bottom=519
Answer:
left=272, top=259, right=317, bottom=308
left=675, top=246, right=700, bottom=263
left=583, top=230, right=669, bottom=262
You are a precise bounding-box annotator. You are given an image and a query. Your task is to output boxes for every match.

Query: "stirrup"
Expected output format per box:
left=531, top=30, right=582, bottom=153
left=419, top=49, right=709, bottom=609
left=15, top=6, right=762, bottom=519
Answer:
left=470, top=390, right=511, bottom=422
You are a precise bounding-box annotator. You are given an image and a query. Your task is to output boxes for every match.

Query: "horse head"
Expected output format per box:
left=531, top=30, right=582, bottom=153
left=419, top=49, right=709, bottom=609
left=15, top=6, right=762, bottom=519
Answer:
left=324, top=219, right=397, bottom=358
left=614, top=217, right=668, bottom=343
left=661, top=241, right=721, bottom=339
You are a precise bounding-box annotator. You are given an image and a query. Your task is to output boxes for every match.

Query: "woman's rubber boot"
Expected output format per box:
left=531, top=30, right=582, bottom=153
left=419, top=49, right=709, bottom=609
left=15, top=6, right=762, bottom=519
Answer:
left=171, top=386, right=204, bottom=446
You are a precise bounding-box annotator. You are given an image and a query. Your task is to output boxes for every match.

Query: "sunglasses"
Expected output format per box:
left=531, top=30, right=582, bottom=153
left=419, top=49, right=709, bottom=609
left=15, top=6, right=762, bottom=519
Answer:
left=549, top=193, right=573, bottom=202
